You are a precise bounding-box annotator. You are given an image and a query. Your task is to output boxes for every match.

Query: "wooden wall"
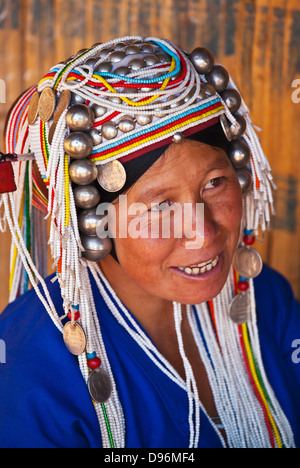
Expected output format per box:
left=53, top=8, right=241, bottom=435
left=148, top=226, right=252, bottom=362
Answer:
left=0, top=0, right=300, bottom=312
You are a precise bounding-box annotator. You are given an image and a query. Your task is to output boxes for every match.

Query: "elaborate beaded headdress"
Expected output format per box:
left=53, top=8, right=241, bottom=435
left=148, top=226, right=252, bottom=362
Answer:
left=0, top=36, right=294, bottom=448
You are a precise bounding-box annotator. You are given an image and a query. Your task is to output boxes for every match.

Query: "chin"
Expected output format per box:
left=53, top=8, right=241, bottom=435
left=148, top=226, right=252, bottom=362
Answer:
left=167, top=251, right=232, bottom=305
left=176, top=280, right=227, bottom=305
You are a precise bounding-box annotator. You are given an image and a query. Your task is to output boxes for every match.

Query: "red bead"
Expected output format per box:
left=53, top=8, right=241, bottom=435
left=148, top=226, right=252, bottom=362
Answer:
left=238, top=281, right=249, bottom=291
left=243, top=234, right=255, bottom=246
left=68, top=310, right=80, bottom=321
left=88, top=357, right=101, bottom=369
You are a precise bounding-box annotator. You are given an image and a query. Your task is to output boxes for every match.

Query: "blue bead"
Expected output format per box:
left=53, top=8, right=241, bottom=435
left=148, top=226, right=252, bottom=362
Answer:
left=72, top=304, right=80, bottom=310
left=91, top=98, right=221, bottom=156
left=239, top=276, right=249, bottom=282
left=87, top=352, right=96, bottom=359
left=244, top=228, right=253, bottom=235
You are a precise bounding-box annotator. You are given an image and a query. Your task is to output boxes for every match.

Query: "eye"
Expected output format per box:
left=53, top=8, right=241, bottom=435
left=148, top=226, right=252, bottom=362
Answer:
left=151, top=200, right=173, bottom=212
left=204, top=177, right=223, bottom=190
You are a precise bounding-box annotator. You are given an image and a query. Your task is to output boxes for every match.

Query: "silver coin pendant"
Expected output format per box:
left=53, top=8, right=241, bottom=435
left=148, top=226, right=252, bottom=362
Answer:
left=228, top=291, right=251, bottom=324
left=63, top=322, right=86, bottom=356
left=88, top=368, right=113, bottom=403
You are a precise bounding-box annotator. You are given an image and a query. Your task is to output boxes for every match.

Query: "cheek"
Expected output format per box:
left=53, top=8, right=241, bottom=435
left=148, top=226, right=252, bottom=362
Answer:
left=218, top=184, right=242, bottom=226
left=113, top=207, right=177, bottom=270
left=208, top=184, right=242, bottom=246
left=114, top=234, right=174, bottom=281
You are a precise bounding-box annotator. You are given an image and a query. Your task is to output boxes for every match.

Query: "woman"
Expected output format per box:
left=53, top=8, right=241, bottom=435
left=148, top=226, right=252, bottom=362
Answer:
left=0, top=35, right=299, bottom=448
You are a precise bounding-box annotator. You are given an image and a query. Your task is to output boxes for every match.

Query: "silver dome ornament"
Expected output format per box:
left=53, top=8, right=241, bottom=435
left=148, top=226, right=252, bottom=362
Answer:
left=144, top=54, right=160, bottom=66
left=167, top=95, right=185, bottom=109
left=219, top=114, right=233, bottom=142
left=81, top=234, right=112, bottom=262
left=172, top=132, right=184, bottom=144
left=157, top=53, right=170, bottom=63
left=110, top=51, right=126, bottom=63
left=118, top=115, right=135, bottom=133
left=190, top=47, right=215, bottom=75
left=114, top=66, right=130, bottom=76
left=92, top=103, right=107, bottom=118
left=114, top=42, right=127, bottom=50
left=66, top=104, right=95, bottom=132
left=206, top=65, right=229, bottom=93
left=135, top=114, right=153, bottom=126
left=235, top=167, right=253, bottom=194
left=69, top=159, right=98, bottom=185
left=201, top=82, right=216, bottom=97
left=101, top=121, right=118, bottom=140
left=183, top=85, right=198, bottom=103
left=228, top=139, right=251, bottom=168
left=128, top=58, right=146, bottom=70
left=198, top=87, right=207, bottom=100
left=141, top=43, right=156, bottom=53
left=125, top=45, right=141, bottom=54
left=107, top=95, right=122, bottom=105
left=64, top=132, right=94, bottom=159
left=98, top=48, right=113, bottom=59
left=78, top=208, right=108, bottom=237
left=89, top=128, right=102, bottom=146
left=97, top=160, right=126, bottom=192
left=229, top=115, right=247, bottom=139
left=94, top=61, right=113, bottom=73
left=71, top=93, right=86, bottom=105
left=85, top=57, right=99, bottom=67
left=221, top=88, right=242, bottom=114
left=73, top=184, right=101, bottom=209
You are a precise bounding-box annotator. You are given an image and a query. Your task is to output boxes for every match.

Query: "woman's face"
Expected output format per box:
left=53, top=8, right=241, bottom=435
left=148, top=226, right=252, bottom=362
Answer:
left=110, top=139, right=243, bottom=305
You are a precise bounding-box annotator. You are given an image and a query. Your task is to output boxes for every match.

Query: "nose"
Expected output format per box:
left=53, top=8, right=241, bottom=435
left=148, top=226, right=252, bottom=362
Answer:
left=181, top=202, right=220, bottom=250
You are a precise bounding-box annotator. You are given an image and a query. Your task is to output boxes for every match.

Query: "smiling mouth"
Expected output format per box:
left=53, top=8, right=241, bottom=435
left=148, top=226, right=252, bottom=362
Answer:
left=176, top=254, right=220, bottom=276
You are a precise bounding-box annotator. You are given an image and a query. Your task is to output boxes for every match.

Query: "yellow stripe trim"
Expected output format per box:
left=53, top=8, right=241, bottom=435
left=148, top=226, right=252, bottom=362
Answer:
left=90, top=106, right=223, bottom=163
left=89, top=58, right=176, bottom=107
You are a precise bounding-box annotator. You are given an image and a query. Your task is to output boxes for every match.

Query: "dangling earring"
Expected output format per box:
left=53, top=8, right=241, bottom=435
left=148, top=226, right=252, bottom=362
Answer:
left=229, top=229, right=262, bottom=324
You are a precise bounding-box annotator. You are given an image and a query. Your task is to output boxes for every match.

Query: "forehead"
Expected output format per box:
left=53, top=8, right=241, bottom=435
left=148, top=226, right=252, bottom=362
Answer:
left=135, top=139, right=230, bottom=183
left=123, top=139, right=231, bottom=202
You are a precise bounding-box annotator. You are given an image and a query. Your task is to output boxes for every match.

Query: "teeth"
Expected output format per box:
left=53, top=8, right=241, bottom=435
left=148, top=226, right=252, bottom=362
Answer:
left=179, top=255, right=219, bottom=276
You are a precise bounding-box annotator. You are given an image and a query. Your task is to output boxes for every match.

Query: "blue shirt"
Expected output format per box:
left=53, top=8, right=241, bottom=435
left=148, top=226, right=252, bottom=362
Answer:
left=0, top=264, right=299, bottom=448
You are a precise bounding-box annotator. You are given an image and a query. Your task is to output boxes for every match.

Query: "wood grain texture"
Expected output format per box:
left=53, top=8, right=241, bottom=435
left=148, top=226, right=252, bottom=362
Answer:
left=0, top=0, right=299, bottom=312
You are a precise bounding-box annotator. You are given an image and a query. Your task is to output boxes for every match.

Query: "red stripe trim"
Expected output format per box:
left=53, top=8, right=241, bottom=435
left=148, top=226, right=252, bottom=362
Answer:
left=91, top=103, right=222, bottom=161
left=238, top=325, right=276, bottom=447
left=118, top=116, right=220, bottom=163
